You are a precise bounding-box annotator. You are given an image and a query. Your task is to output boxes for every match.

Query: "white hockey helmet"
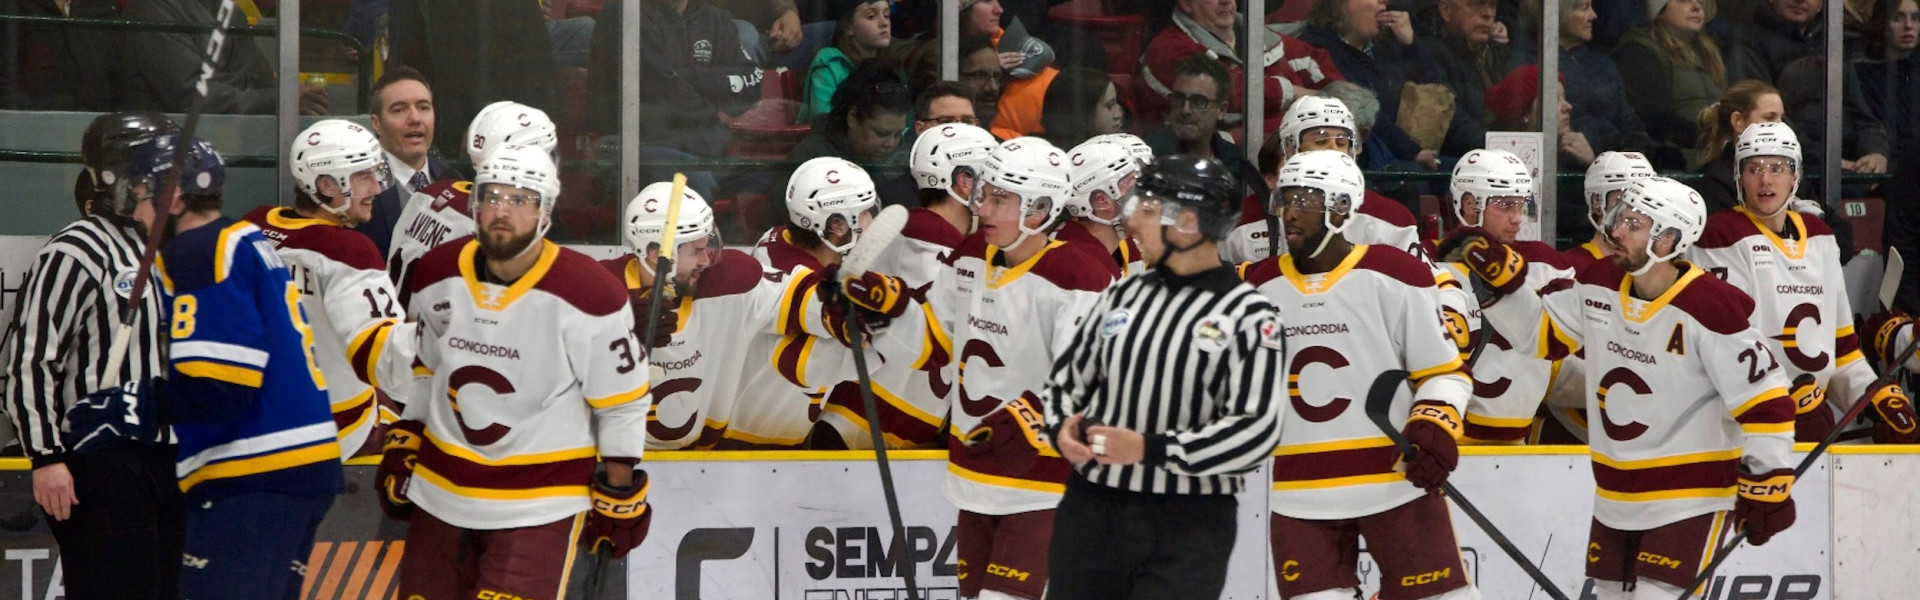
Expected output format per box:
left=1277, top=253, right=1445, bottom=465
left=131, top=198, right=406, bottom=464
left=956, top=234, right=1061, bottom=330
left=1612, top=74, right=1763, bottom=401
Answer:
left=290, top=119, right=393, bottom=221
left=471, top=144, right=562, bottom=242
left=1450, top=148, right=1534, bottom=228
left=466, top=101, right=559, bottom=163
left=1277, top=96, right=1357, bottom=157
left=1608, top=176, right=1706, bottom=276
left=1583, top=151, right=1656, bottom=230
left=1273, top=150, right=1366, bottom=259
left=787, top=156, right=879, bottom=255
left=1088, top=132, right=1154, bottom=164
left=978, top=137, right=1072, bottom=248
left=1066, top=138, right=1142, bottom=226
left=908, top=123, right=997, bottom=203
left=1734, top=121, right=1802, bottom=217
left=624, top=181, right=716, bottom=274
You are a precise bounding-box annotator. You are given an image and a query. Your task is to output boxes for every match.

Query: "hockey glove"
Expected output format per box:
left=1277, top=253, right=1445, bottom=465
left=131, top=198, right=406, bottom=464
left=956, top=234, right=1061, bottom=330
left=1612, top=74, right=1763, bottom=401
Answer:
left=962, top=396, right=1052, bottom=474
left=643, top=306, right=680, bottom=350
left=1434, top=227, right=1490, bottom=263
left=1787, top=375, right=1834, bottom=443
left=1460, top=237, right=1526, bottom=298
left=64, top=378, right=166, bottom=453
left=1870, top=384, right=1919, bottom=444
left=1865, top=311, right=1913, bottom=366
left=377, top=421, right=424, bottom=522
left=582, top=469, right=653, bottom=559
left=1401, top=401, right=1463, bottom=490
left=1734, top=467, right=1795, bottom=545
left=843, top=271, right=911, bottom=320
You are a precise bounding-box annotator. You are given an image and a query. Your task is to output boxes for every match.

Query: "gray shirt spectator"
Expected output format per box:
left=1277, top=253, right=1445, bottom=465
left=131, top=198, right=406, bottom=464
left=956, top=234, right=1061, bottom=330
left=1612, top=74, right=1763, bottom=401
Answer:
left=1417, top=0, right=1521, bottom=158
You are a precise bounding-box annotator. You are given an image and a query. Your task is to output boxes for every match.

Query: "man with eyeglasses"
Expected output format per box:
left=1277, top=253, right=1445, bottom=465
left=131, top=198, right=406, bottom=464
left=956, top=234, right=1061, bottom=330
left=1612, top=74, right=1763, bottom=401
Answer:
left=955, top=36, right=1007, bottom=130
left=1241, top=149, right=1479, bottom=600
left=1432, top=148, right=1578, bottom=445
left=1474, top=177, right=1800, bottom=600
left=1695, top=123, right=1917, bottom=444
left=1146, top=56, right=1269, bottom=224
left=882, top=83, right=982, bottom=207
left=1135, top=0, right=1343, bottom=132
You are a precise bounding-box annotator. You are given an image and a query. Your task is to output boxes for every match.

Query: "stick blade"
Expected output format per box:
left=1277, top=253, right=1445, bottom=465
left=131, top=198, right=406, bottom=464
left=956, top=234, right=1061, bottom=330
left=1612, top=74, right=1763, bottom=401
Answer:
left=843, top=205, right=910, bottom=277
left=1882, top=247, right=1904, bottom=311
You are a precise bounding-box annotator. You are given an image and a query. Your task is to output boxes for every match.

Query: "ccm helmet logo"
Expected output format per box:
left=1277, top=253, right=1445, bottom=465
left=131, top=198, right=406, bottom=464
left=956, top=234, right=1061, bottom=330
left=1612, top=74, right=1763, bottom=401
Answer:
left=825, top=170, right=840, bottom=184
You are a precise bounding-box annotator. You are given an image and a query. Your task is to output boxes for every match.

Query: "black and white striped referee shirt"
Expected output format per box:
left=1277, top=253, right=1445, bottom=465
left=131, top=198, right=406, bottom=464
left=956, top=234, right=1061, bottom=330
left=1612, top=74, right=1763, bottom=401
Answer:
left=1042, top=265, right=1286, bottom=495
left=4, top=215, right=171, bottom=467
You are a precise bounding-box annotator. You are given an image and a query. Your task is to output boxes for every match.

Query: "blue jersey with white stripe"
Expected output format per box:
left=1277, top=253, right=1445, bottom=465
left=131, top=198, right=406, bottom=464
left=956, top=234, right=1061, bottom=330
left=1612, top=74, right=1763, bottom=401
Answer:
left=157, top=217, right=342, bottom=500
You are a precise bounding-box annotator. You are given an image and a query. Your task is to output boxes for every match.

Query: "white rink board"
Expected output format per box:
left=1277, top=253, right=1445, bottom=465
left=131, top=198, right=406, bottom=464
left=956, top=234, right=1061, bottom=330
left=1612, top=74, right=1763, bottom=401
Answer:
left=1832, top=450, right=1920, bottom=600
left=631, top=452, right=1832, bottom=599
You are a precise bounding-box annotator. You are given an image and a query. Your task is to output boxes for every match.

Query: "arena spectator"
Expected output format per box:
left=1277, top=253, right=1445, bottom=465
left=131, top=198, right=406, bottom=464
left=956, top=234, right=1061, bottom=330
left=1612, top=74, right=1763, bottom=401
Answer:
left=723, top=0, right=837, bottom=71
left=1558, top=0, right=1654, bottom=157
left=1136, top=0, right=1345, bottom=137
left=952, top=36, right=1009, bottom=133
left=788, top=62, right=912, bottom=165
left=1692, top=80, right=1784, bottom=212
left=1486, top=65, right=1595, bottom=169
left=1725, top=0, right=1826, bottom=84
left=1776, top=56, right=1889, bottom=177
left=970, top=0, right=1061, bottom=140
left=1613, top=0, right=1727, bottom=170
left=0, top=0, right=120, bottom=110
left=360, top=67, right=460, bottom=255
left=1144, top=56, right=1268, bottom=207
left=1317, top=81, right=1392, bottom=168
left=389, top=0, right=559, bottom=154
left=1298, top=0, right=1443, bottom=170
left=1854, top=0, right=1920, bottom=171
left=1040, top=67, right=1127, bottom=149
left=124, top=0, right=328, bottom=115
left=589, top=0, right=764, bottom=158
left=1419, top=0, right=1521, bottom=158
left=799, top=0, right=894, bottom=124
left=883, top=82, right=978, bottom=206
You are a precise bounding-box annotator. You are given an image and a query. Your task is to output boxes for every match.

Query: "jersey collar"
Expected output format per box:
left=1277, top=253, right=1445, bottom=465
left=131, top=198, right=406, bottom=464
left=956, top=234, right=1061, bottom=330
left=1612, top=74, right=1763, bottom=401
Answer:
left=1734, top=206, right=1808, bottom=260
left=1618, top=261, right=1706, bottom=324
left=984, top=240, right=1066, bottom=289
left=266, top=206, right=333, bottom=230
left=459, top=239, right=560, bottom=311
left=1279, top=245, right=1368, bottom=295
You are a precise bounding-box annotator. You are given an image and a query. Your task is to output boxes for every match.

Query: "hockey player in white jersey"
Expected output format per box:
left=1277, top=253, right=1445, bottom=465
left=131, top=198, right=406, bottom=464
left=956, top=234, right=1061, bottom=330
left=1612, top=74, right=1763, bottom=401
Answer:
left=1058, top=136, right=1146, bottom=278
left=1222, top=96, right=1421, bottom=264
left=1238, top=149, right=1478, bottom=600
left=807, top=125, right=992, bottom=449
left=386, top=101, right=557, bottom=302
left=380, top=144, right=654, bottom=598
left=1432, top=148, right=1578, bottom=445
left=1690, top=123, right=1917, bottom=443
left=246, top=119, right=416, bottom=459
left=934, top=137, right=1110, bottom=600
left=1476, top=178, right=1799, bottom=599
left=744, top=157, right=941, bottom=449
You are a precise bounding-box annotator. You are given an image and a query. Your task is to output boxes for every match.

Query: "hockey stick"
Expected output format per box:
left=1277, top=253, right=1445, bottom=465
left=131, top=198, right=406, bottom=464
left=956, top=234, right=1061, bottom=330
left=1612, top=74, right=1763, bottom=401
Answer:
left=98, top=0, right=241, bottom=389
left=1362, top=370, right=1573, bottom=600
left=1676, top=334, right=1920, bottom=599
left=838, top=205, right=922, bottom=600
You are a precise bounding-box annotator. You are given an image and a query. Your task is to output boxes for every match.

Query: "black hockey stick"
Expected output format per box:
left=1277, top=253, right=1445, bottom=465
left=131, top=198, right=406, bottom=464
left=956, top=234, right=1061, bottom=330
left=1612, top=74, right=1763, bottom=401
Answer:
left=99, top=0, right=241, bottom=386
left=1362, top=370, right=1572, bottom=600
left=1675, top=334, right=1920, bottom=599
left=837, top=205, right=922, bottom=600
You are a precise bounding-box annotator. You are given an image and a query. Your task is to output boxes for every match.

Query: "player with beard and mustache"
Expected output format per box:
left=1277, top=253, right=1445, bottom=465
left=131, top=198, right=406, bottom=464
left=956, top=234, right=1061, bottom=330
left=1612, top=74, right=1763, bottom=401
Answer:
left=1477, top=177, right=1800, bottom=599
left=384, top=145, right=655, bottom=598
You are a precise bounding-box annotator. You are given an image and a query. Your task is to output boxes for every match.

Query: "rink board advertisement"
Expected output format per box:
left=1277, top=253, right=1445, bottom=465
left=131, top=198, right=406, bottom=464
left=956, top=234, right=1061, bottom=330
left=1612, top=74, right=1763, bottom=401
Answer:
left=0, top=449, right=1846, bottom=599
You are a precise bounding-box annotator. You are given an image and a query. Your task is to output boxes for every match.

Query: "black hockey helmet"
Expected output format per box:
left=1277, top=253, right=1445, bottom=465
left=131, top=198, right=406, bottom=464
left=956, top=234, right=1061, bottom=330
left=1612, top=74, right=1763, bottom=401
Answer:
left=1132, top=153, right=1242, bottom=241
left=127, top=135, right=227, bottom=198
left=80, top=111, right=177, bottom=216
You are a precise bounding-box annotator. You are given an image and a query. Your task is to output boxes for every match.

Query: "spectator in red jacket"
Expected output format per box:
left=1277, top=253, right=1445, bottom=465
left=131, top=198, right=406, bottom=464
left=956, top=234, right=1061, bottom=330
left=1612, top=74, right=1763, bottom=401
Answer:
left=1136, top=0, right=1345, bottom=138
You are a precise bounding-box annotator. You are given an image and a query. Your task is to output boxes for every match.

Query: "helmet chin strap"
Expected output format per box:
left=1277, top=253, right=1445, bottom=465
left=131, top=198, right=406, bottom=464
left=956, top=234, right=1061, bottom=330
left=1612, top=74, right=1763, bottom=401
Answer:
left=1630, top=234, right=1677, bottom=277
left=1305, top=211, right=1348, bottom=260
left=1152, top=224, right=1211, bottom=271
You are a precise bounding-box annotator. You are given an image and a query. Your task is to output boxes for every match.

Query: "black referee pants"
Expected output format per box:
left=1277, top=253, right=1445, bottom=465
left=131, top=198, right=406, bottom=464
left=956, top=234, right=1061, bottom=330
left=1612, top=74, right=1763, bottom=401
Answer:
left=1046, top=476, right=1237, bottom=600
left=43, top=442, right=185, bottom=600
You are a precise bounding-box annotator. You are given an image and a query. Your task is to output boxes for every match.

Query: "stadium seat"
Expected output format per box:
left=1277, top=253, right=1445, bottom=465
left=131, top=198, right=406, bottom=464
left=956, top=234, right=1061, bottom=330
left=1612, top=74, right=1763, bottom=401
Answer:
left=1840, top=198, right=1885, bottom=254
left=1047, top=0, right=1144, bottom=78
left=723, top=68, right=810, bottom=161
left=1270, top=2, right=1312, bottom=24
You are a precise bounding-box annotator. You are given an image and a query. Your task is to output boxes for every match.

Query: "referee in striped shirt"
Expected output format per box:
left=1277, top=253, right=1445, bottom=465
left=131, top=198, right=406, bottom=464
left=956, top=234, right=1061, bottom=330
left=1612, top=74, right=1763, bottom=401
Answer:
left=2, top=112, right=182, bottom=600
left=1042, top=155, right=1286, bottom=599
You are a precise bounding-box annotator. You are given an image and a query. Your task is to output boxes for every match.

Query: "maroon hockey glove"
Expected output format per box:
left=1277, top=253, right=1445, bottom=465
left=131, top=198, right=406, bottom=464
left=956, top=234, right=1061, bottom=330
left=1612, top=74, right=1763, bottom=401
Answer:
left=1865, top=311, right=1913, bottom=365
left=1460, top=237, right=1526, bottom=298
left=1400, top=401, right=1462, bottom=490
left=582, top=469, right=654, bottom=559
left=843, top=271, right=911, bottom=319
left=377, top=420, right=424, bottom=522
left=1788, top=375, right=1834, bottom=443
left=1870, top=384, right=1919, bottom=444
left=1434, top=227, right=1490, bottom=263
left=1735, top=467, right=1796, bottom=545
left=643, top=307, right=679, bottom=350
left=962, top=396, right=1051, bottom=474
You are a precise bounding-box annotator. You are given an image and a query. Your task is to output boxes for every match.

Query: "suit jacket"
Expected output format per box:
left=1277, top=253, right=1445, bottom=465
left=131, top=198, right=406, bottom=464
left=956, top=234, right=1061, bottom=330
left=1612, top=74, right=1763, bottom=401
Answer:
left=359, top=155, right=459, bottom=256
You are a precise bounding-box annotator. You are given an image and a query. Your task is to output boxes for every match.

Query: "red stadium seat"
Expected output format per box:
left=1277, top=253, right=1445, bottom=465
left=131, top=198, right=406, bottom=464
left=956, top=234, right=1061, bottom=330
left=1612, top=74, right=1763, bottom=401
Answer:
left=1047, top=0, right=1144, bottom=78
left=1270, top=2, right=1312, bottom=24
left=723, top=68, right=810, bottom=161
left=1840, top=198, right=1885, bottom=254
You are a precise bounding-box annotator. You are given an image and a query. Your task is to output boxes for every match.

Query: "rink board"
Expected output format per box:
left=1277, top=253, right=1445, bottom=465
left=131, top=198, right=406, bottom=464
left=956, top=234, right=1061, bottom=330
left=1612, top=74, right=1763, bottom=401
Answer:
left=0, top=447, right=1871, bottom=599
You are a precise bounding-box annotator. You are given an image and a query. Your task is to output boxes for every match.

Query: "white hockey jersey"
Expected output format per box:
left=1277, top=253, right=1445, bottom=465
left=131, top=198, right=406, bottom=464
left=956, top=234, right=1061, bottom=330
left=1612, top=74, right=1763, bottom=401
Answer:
left=244, top=206, right=416, bottom=459
left=1483, top=260, right=1796, bottom=530
left=387, top=179, right=474, bottom=306
left=1220, top=191, right=1422, bottom=264
left=936, top=236, right=1108, bottom=515
left=1691, top=208, right=1876, bottom=430
left=1241, top=245, right=1472, bottom=520
left=815, top=209, right=962, bottom=449
left=400, top=238, right=650, bottom=530
left=1440, top=240, right=1576, bottom=444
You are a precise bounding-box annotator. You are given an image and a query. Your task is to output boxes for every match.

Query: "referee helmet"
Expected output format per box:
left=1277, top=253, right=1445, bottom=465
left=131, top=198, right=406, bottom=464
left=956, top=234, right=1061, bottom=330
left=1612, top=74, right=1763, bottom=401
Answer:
left=80, top=111, right=176, bottom=218
left=1129, top=154, right=1241, bottom=242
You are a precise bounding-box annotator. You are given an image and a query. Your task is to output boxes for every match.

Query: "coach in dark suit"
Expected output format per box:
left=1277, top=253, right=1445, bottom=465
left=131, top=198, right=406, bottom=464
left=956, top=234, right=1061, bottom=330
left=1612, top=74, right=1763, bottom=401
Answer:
left=360, top=66, right=463, bottom=255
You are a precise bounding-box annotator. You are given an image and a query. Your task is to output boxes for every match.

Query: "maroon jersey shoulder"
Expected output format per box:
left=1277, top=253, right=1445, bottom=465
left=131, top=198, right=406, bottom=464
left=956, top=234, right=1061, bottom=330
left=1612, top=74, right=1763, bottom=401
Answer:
left=1512, top=240, right=1573, bottom=270
left=1029, top=243, right=1118, bottom=292
left=695, top=249, right=768, bottom=299
left=1237, top=195, right=1270, bottom=226
left=1353, top=245, right=1436, bottom=289
left=407, top=235, right=475, bottom=296
left=536, top=246, right=630, bottom=317
left=1798, top=211, right=1834, bottom=238
left=1696, top=210, right=1758, bottom=250
left=761, top=232, right=824, bottom=274
left=1669, top=265, right=1758, bottom=335
left=598, top=254, right=633, bottom=281
left=1360, top=191, right=1416, bottom=228
left=1574, top=256, right=1628, bottom=290
left=1562, top=243, right=1604, bottom=272
left=949, top=231, right=991, bottom=266
left=1053, top=223, right=1123, bottom=278
left=419, top=179, right=474, bottom=217
left=904, top=208, right=965, bottom=249
left=1241, top=257, right=1285, bottom=288
left=246, top=206, right=384, bottom=270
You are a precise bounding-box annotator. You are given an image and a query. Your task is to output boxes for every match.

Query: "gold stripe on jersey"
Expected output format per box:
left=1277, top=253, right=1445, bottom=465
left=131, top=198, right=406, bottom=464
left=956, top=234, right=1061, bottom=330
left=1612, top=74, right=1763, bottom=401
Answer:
left=413, top=465, right=586, bottom=500
left=772, top=334, right=820, bottom=387
left=177, top=360, right=264, bottom=388
left=333, top=392, right=376, bottom=444
left=1594, top=486, right=1735, bottom=502
left=948, top=462, right=1066, bottom=494
left=1271, top=472, right=1407, bottom=491
left=1735, top=208, right=1809, bottom=260
left=720, top=427, right=808, bottom=448
left=348, top=320, right=396, bottom=388
left=179, top=441, right=342, bottom=492
left=157, top=254, right=176, bottom=294
left=1692, top=512, right=1731, bottom=596
left=1730, top=387, right=1792, bottom=419
left=984, top=240, right=1068, bottom=289
left=913, top=303, right=953, bottom=371
left=459, top=240, right=560, bottom=311
left=1464, top=413, right=1534, bottom=429
left=1591, top=448, right=1743, bottom=470
left=1619, top=268, right=1706, bottom=325
left=1409, top=359, right=1467, bottom=384
left=1277, top=246, right=1368, bottom=295
left=422, top=429, right=596, bottom=466
left=213, top=221, right=255, bottom=283
left=1274, top=436, right=1397, bottom=456
left=329, top=386, right=375, bottom=413
left=1538, top=311, right=1581, bottom=359
left=588, top=382, right=650, bottom=409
